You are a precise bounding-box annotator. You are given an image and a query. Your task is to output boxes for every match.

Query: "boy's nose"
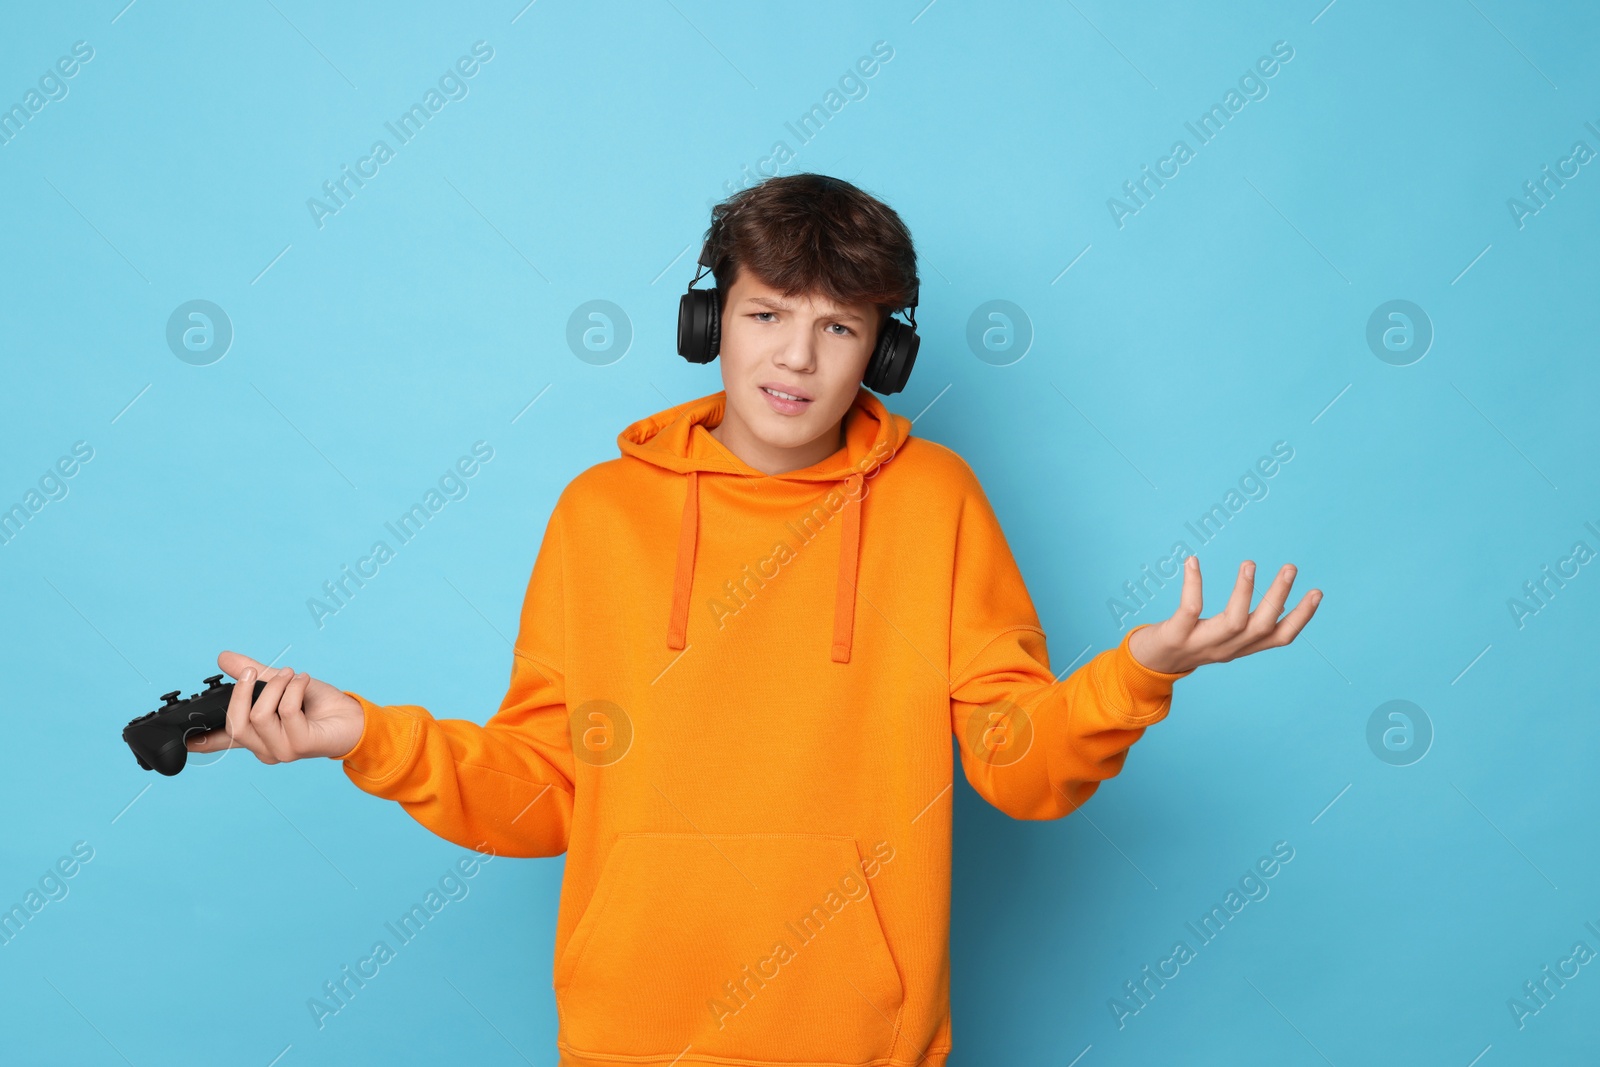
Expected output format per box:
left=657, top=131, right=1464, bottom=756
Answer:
left=775, top=333, right=819, bottom=371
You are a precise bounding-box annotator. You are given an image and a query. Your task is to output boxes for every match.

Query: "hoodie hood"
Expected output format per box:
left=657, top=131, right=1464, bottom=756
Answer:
left=617, top=385, right=911, bottom=663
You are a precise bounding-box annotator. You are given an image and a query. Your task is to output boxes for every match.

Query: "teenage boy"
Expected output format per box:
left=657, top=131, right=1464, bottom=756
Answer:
left=195, top=173, right=1319, bottom=1065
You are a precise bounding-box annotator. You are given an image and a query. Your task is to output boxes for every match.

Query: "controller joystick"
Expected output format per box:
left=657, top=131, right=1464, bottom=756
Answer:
left=122, top=676, right=268, bottom=777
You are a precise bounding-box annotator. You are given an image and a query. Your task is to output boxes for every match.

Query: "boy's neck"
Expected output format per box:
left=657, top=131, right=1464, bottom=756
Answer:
left=708, top=406, right=845, bottom=476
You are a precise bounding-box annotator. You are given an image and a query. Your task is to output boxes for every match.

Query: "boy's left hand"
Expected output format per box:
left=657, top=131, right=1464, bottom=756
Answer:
left=1127, top=557, right=1321, bottom=675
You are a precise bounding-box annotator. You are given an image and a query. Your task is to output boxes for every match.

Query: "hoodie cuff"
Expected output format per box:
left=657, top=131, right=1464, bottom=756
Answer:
left=1104, top=624, right=1196, bottom=727
left=337, top=690, right=423, bottom=790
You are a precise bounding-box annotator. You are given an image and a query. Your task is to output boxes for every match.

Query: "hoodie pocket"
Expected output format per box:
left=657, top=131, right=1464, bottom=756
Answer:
left=554, top=832, right=904, bottom=1062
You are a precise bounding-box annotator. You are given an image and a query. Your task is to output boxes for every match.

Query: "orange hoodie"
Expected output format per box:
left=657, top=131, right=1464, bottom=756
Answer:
left=337, top=385, right=1194, bottom=1065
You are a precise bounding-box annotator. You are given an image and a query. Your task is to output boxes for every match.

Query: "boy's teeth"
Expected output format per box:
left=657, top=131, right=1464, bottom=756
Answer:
left=764, top=387, right=804, bottom=401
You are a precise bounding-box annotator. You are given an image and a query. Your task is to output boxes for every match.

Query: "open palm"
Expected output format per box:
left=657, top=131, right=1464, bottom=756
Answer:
left=1128, top=557, right=1322, bottom=675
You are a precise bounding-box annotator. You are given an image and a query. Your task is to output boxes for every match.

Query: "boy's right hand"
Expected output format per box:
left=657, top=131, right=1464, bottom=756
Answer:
left=186, top=651, right=366, bottom=764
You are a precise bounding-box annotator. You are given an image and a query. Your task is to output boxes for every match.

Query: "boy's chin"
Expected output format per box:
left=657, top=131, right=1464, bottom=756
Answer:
left=748, top=413, right=822, bottom=447
left=738, top=402, right=832, bottom=447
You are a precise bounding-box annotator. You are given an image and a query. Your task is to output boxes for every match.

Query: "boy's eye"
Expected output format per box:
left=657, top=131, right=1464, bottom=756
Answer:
left=749, top=313, right=852, bottom=335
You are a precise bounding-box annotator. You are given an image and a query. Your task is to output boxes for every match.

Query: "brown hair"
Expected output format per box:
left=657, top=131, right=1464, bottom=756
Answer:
left=705, top=173, right=919, bottom=330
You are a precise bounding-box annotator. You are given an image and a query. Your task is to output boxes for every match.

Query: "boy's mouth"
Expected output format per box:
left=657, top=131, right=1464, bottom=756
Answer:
left=759, top=382, right=813, bottom=414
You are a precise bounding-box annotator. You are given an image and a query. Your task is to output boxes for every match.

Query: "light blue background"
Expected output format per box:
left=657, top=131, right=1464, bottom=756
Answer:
left=2, top=1, right=1596, bottom=1063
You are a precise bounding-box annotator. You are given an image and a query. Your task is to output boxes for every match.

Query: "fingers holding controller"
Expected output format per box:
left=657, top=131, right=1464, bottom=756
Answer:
left=247, top=666, right=297, bottom=763
left=276, top=671, right=314, bottom=754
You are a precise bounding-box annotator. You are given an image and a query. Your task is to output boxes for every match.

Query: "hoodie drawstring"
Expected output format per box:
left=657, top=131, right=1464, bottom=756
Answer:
left=665, top=469, right=864, bottom=664
left=666, top=470, right=700, bottom=651
left=831, top=472, right=864, bottom=663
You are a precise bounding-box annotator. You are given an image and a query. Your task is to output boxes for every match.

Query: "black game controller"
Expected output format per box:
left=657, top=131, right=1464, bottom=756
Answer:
left=122, top=674, right=266, bottom=776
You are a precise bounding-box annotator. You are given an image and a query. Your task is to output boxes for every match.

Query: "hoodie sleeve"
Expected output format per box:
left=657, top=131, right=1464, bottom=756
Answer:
left=949, top=470, right=1193, bottom=821
left=335, top=505, right=575, bottom=858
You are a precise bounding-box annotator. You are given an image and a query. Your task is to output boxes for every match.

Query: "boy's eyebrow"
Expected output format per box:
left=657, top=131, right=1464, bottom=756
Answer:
left=744, top=295, right=867, bottom=324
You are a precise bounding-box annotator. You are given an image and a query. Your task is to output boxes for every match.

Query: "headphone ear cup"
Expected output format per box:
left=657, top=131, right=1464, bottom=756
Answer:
left=677, top=287, right=721, bottom=363
left=707, top=286, right=721, bottom=357
left=863, top=318, right=920, bottom=395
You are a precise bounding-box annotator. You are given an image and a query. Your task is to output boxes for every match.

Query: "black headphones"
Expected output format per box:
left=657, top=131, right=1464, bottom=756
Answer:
left=676, top=232, right=921, bottom=395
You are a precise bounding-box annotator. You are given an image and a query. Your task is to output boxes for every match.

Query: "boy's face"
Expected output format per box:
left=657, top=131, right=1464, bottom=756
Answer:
left=712, top=266, right=880, bottom=468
